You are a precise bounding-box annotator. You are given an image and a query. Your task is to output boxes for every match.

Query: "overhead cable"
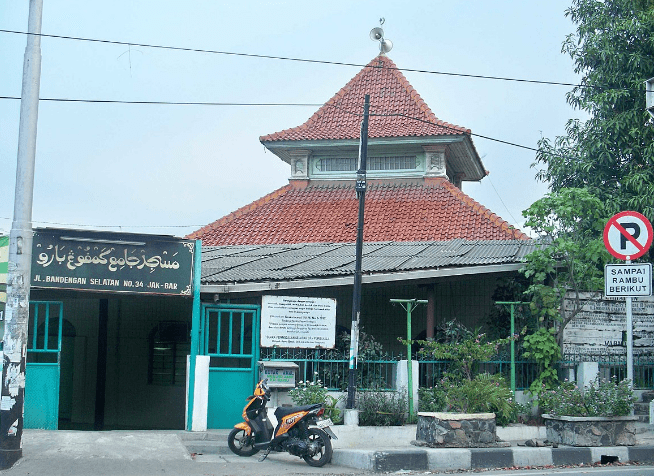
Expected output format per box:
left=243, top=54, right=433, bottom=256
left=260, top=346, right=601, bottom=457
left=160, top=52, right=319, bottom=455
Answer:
left=0, top=28, right=612, bottom=91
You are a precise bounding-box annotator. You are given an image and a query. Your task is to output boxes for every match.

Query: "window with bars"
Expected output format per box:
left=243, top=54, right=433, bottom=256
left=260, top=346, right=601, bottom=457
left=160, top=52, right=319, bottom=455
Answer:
left=148, top=321, right=190, bottom=386
left=316, top=156, right=417, bottom=172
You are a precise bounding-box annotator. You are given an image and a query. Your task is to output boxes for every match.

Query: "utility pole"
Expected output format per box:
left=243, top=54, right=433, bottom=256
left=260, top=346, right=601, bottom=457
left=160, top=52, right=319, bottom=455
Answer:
left=346, top=94, right=370, bottom=410
left=0, top=0, right=43, bottom=469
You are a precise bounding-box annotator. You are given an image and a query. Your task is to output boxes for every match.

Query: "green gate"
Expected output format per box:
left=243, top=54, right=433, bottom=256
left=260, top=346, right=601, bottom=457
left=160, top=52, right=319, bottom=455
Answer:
left=202, top=304, right=259, bottom=429
left=25, top=301, right=63, bottom=430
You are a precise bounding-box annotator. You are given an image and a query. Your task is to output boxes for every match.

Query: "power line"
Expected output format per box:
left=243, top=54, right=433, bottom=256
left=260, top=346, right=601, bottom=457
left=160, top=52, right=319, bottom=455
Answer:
left=0, top=96, right=321, bottom=107
left=0, top=93, right=540, bottom=151
left=328, top=103, right=540, bottom=152
left=0, top=28, right=599, bottom=90
left=0, top=216, right=201, bottom=230
left=485, top=175, right=521, bottom=226
left=374, top=112, right=538, bottom=152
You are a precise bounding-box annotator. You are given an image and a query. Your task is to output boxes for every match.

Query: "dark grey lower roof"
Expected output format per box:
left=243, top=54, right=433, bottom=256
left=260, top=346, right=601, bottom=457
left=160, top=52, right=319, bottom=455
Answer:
left=200, top=239, right=538, bottom=293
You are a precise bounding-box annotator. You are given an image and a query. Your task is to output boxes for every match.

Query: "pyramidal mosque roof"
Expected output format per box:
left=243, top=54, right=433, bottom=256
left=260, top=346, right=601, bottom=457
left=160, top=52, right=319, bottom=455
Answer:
left=260, top=55, right=469, bottom=142
left=188, top=54, right=528, bottom=246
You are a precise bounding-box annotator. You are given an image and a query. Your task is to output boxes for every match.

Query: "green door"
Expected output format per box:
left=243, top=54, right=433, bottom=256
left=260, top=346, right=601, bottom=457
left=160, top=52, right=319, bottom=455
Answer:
left=25, top=301, right=63, bottom=430
left=202, top=304, right=259, bottom=429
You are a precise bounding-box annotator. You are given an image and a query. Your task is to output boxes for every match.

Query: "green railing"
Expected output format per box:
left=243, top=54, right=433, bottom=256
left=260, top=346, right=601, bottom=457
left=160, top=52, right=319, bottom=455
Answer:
left=259, top=347, right=399, bottom=391
left=261, top=348, right=654, bottom=392
left=558, top=355, right=654, bottom=390
left=417, top=360, right=541, bottom=391
left=419, top=357, right=654, bottom=391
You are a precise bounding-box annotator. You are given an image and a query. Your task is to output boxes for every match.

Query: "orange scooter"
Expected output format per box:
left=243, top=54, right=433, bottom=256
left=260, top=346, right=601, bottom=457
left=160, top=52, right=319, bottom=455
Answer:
left=227, top=378, right=336, bottom=467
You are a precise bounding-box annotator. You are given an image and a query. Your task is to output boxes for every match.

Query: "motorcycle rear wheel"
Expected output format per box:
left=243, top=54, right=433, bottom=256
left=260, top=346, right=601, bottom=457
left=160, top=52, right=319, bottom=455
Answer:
left=302, top=428, right=332, bottom=467
left=227, top=428, right=259, bottom=457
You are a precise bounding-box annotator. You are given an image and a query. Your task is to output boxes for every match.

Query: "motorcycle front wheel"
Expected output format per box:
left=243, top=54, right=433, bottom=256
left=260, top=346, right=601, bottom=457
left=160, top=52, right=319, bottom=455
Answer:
left=227, top=428, right=259, bottom=457
left=302, top=428, right=333, bottom=467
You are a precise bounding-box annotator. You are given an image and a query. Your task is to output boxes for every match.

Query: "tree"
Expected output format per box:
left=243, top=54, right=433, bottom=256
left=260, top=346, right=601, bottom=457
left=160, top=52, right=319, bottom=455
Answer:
left=521, top=188, right=610, bottom=349
left=534, top=0, right=654, bottom=222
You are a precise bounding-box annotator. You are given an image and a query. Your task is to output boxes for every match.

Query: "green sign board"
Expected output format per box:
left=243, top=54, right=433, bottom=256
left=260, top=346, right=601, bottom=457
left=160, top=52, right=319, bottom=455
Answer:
left=31, top=230, right=195, bottom=296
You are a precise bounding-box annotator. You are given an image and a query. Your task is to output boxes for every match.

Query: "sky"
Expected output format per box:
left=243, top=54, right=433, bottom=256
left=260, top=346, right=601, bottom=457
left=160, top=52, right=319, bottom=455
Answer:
left=0, top=0, right=586, bottom=239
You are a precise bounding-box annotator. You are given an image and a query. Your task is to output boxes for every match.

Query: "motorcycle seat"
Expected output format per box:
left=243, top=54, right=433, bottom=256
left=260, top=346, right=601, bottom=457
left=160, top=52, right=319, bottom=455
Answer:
left=274, top=403, right=322, bottom=419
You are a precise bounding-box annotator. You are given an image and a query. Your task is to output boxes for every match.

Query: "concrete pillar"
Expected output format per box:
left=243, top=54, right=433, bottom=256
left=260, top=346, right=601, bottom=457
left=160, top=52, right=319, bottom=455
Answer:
left=344, top=409, right=359, bottom=426
left=423, top=145, right=447, bottom=179
left=397, top=360, right=419, bottom=411
left=576, top=362, right=599, bottom=389
left=186, top=355, right=209, bottom=431
left=289, top=149, right=310, bottom=181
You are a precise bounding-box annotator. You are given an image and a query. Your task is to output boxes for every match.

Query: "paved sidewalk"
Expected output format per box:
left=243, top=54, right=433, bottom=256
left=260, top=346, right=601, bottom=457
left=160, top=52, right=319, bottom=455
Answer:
left=329, top=423, right=654, bottom=472
left=0, top=424, right=651, bottom=475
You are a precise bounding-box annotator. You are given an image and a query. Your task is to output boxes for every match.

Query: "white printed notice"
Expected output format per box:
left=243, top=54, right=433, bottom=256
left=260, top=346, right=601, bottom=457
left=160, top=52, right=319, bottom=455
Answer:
left=261, top=295, right=336, bottom=348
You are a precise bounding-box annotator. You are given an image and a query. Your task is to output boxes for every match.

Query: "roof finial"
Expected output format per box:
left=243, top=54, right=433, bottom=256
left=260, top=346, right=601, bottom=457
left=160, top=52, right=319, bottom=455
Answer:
left=369, top=19, right=393, bottom=55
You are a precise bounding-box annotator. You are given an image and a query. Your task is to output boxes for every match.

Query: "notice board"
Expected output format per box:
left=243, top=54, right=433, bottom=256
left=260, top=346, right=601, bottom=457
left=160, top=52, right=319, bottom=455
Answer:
left=261, top=295, right=336, bottom=348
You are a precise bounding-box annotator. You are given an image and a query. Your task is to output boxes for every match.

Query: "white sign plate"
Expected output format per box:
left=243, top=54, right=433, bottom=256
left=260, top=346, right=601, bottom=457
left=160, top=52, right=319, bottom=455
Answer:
left=563, top=292, right=654, bottom=358
left=605, top=263, right=652, bottom=296
left=261, top=295, right=336, bottom=348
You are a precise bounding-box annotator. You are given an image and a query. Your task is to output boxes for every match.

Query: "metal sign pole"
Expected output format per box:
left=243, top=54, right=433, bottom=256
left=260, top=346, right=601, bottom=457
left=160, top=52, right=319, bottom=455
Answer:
left=495, top=301, right=529, bottom=393
left=625, top=260, right=634, bottom=388
left=603, top=211, right=653, bottom=396
left=390, top=299, right=427, bottom=421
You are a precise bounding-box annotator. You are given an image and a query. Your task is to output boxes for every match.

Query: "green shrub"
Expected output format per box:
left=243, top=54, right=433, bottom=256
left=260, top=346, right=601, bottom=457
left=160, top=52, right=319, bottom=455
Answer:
left=412, top=325, right=523, bottom=426
left=357, top=390, right=407, bottom=426
left=419, top=374, right=521, bottom=426
left=418, top=386, right=447, bottom=413
left=522, top=327, right=561, bottom=393
left=288, top=376, right=342, bottom=423
left=538, top=377, right=635, bottom=417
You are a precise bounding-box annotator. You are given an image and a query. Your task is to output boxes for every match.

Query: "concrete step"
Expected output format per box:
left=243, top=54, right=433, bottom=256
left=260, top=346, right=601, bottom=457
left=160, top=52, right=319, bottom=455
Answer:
left=178, top=430, right=230, bottom=442
left=184, top=440, right=231, bottom=455
left=178, top=431, right=232, bottom=455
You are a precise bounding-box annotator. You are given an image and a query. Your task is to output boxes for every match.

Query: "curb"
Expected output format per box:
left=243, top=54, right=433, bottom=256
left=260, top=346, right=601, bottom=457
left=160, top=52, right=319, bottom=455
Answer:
left=331, top=445, right=654, bottom=472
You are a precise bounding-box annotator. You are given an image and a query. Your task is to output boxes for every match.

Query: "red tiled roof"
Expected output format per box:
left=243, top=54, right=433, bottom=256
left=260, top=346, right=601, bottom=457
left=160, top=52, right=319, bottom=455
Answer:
left=260, top=55, right=469, bottom=142
left=187, top=179, right=529, bottom=245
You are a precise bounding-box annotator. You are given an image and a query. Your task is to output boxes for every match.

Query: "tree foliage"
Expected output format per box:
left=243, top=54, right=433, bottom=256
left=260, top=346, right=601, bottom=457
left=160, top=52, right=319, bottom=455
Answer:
left=521, top=188, right=611, bottom=348
left=534, top=0, right=654, bottom=220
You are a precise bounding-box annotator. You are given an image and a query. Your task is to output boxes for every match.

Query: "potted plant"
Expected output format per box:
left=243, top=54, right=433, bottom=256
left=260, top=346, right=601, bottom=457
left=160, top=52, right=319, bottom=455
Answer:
left=538, top=377, right=637, bottom=446
left=409, top=328, right=521, bottom=447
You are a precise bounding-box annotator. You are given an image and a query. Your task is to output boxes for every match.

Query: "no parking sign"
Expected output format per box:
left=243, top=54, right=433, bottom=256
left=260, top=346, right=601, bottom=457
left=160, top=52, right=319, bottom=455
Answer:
left=602, top=211, right=653, bottom=385
left=603, top=211, right=653, bottom=261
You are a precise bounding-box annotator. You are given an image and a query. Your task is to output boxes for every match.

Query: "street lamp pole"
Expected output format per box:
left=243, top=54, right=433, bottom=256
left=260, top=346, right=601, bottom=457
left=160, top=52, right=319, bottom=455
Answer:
left=0, top=0, right=43, bottom=469
left=346, top=94, right=370, bottom=409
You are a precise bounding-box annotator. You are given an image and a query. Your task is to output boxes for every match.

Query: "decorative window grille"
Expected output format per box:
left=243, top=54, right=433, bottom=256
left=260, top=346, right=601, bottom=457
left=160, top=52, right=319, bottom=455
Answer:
left=368, top=156, right=417, bottom=170
left=318, top=157, right=357, bottom=171
left=148, top=321, right=190, bottom=386
left=317, top=156, right=417, bottom=172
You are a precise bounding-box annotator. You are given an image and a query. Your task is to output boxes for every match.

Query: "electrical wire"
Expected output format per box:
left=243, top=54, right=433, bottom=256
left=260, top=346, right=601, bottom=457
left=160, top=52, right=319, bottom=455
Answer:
left=0, top=96, right=322, bottom=107
left=0, top=30, right=584, bottom=232
left=0, top=28, right=632, bottom=92
left=485, top=175, right=521, bottom=225
left=0, top=94, right=540, bottom=151
left=0, top=216, right=201, bottom=230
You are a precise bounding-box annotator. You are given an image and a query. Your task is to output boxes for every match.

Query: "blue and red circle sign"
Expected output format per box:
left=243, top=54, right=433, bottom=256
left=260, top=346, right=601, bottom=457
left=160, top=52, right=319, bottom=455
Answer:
left=603, top=211, right=653, bottom=260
